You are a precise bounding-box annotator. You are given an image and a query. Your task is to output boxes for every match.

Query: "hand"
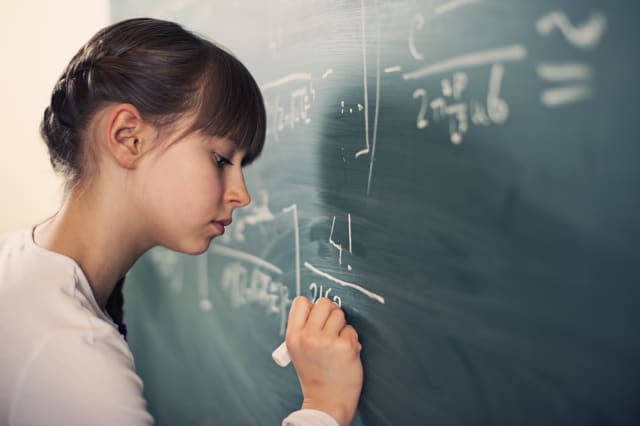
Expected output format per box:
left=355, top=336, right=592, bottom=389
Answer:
left=285, top=296, right=363, bottom=426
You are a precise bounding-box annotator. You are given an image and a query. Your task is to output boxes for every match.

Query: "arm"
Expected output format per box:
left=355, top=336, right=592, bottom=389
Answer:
left=284, top=296, right=363, bottom=426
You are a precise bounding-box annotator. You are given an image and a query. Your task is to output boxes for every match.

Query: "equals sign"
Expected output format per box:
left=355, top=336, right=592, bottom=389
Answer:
left=537, top=62, right=593, bottom=108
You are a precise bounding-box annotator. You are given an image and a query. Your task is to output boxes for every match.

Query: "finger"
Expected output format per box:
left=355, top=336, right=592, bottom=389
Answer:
left=339, top=325, right=362, bottom=353
left=323, top=307, right=346, bottom=336
left=305, top=297, right=338, bottom=331
left=286, top=296, right=312, bottom=333
left=339, top=324, right=359, bottom=343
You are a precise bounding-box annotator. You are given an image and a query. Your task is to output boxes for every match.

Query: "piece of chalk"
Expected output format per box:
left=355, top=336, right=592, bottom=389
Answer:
left=272, top=341, right=291, bottom=367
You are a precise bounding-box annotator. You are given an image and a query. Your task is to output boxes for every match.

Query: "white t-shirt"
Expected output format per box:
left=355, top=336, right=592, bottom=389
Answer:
left=0, top=228, right=337, bottom=426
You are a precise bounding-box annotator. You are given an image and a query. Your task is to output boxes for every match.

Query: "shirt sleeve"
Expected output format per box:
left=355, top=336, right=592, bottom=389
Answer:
left=9, top=331, right=154, bottom=426
left=282, top=409, right=340, bottom=426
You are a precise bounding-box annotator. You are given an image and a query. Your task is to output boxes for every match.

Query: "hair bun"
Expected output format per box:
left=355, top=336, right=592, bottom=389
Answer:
left=40, top=101, right=75, bottom=174
left=50, top=79, right=73, bottom=128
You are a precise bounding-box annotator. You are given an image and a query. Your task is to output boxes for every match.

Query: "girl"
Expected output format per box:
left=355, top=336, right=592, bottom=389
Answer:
left=0, top=18, right=362, bottom=426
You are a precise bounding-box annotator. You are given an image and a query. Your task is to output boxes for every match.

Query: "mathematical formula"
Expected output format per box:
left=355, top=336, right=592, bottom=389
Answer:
left=258, top=2, right=606, bottom=191
left=214, top=202, right=385, bottom=336
left=148, top=0, right=607, bottom=339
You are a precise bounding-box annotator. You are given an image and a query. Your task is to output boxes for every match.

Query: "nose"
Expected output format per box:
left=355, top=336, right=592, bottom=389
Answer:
left=225, top=168, right=251, bottom=208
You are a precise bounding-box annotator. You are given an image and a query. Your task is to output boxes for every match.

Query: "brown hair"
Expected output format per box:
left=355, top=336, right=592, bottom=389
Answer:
left=41, top=17, right=266, bottom=195
left=40, top=17, right=266, bottom=329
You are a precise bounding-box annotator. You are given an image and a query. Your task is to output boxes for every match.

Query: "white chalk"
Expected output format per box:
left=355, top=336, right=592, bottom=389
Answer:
left=272, top=341, right=291, bottom=367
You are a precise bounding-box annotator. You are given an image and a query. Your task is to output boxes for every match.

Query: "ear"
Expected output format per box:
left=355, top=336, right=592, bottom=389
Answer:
left=104, top=103, right=149, bottom=169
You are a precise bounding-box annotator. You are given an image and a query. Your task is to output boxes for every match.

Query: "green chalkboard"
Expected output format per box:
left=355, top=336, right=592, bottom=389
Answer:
left=114, top=1, right=640, bottom=425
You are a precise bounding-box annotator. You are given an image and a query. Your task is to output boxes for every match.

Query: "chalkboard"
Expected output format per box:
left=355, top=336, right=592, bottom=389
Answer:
left=113, top=1, right=640, bottom=425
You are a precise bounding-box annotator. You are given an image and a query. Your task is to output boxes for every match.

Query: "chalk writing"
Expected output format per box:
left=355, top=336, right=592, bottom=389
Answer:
left=262, top=73, right=316, bottom=141
left=413, top=88, right=429, bottom=129
left=190, top=2, right=609, bottom=333
left=221, top=261, right=291, bottom=336
left=536, top=10, right=605, bottom=108
left=322, top=68, right=334, bottom=79
left=402, top=44, right=527, bottom=80
left=358, top=0, right=382, bottom=196
left=410, top=63, right=509, bottom=143
left=536, top=10, right=607, bottom=49
left=384, top=65, right=402, bottom=73
left=408, top=13, right=425, bottom=61
left=329, top=214, right=354, bottom=271
left=541, top=85, right=592, bottom=108
left=401, top=13, right=528, bottom=143
left=305, top=261, right=385, bottom=304
left=340, top=101, right=365, bottom=115
left=309, top=282, right=342, bottom=307
left=435, top=0, right=481, bottom=15
left=536, top=63, right=592, bottom=82
left=198, top=253, right=212, bottom=312
left=212, top=201, right=301, bottom=335
left=486, top=64, right=509, bottom=124
left=210, top=245, right=283, bottom=275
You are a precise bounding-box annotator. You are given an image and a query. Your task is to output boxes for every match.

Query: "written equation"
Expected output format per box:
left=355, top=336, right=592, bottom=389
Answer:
left=216, top=200, right=384, bottom=335
left=259, top=1, right=607, bottom=194
left=147, top=193, right=385, bottom=336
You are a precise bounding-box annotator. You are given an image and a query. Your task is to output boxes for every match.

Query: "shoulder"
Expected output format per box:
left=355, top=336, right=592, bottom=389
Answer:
left=0, top=228, right=29, bottom=254
left=0, top=228, right=28, bottom=241
left=9, top=329, right=153, bottom=426
left=0, top=230, right=152, bottom=424
left=0, top=227, right=74, bottom=291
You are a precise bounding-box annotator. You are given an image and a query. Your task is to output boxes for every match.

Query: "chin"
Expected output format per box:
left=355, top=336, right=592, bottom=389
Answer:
left=188, top=240, right=215, bottom=255
left=168, top=235, right=216, bottom=256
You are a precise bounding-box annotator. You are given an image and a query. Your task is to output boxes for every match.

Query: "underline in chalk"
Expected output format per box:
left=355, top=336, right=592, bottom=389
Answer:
left=304, top=261, right=385, bottom=304
left=402, top=44, right=527, bottom=80
left=210, top=245, right=283, bottom=275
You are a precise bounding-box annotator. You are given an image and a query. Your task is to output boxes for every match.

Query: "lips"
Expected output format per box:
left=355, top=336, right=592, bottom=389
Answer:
left=210, top=218, right=232, bottom=235
left=216, top=218, right=232, bottom=226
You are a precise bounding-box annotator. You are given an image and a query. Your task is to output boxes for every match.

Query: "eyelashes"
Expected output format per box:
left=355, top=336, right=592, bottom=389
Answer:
left=212, top=152, right=232, bottom=168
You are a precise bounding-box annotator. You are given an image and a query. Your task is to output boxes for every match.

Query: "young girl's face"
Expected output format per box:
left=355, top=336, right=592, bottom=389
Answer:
left=133, top=129, right=251, bottom=254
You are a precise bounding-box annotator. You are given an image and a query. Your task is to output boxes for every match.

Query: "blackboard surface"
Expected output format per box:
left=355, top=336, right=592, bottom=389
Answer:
left=113, top=1, right=640, bottom=425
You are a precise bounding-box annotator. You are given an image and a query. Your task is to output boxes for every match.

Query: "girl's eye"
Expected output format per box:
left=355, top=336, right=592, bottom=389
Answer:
left=212, top=153, right=232, bottom=168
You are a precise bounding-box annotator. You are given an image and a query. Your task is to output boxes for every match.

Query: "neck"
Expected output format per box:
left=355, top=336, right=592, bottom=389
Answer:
left=33, top=183, right=154, bottom=309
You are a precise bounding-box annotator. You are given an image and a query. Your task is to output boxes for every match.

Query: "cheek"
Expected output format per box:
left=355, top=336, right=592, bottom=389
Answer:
left=141, top=155, right=223, bottom=226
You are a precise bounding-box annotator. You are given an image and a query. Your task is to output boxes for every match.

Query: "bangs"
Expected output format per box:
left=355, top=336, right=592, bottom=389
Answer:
left=188, top=44, right=266, bottom=166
